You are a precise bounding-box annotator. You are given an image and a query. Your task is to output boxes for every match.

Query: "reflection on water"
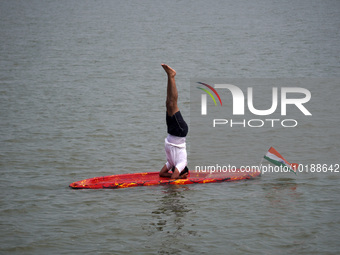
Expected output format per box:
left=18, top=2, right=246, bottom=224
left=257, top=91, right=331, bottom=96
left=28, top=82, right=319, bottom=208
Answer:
left=146, top=186, right=195, bottom=254
left=259, top=178, right=311, bottom=251
left=263, top=178, right=300, bottom=208
left=261, top=178, right=301, bottom=219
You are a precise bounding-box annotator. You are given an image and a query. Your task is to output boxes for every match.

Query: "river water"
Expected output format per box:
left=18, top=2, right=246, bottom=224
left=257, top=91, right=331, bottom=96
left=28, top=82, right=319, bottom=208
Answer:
left=0, top=0, right=339, bottom=254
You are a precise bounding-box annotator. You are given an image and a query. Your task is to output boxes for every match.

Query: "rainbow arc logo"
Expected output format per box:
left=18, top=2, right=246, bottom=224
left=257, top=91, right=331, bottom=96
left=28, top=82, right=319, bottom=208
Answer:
left=197, top=82, right=222, bottom=115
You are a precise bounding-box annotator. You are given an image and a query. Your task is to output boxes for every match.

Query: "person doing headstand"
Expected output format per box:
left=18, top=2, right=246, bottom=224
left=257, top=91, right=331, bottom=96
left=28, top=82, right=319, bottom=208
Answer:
left=159, top=64, right=189, bottom=179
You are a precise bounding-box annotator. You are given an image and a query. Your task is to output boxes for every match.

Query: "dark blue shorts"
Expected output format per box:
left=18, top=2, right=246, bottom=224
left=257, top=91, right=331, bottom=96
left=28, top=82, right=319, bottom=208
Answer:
left=166, top=111, right=188, bottom=137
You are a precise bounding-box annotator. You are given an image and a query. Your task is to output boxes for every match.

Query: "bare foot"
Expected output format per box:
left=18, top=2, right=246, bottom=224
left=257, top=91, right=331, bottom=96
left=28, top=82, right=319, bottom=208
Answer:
left=161, top=64, right=176, bottom=77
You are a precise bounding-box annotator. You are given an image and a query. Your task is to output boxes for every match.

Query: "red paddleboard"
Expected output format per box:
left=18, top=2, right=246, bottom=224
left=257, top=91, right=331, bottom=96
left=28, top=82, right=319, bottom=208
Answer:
left=69, top=169, right=261, bottom=189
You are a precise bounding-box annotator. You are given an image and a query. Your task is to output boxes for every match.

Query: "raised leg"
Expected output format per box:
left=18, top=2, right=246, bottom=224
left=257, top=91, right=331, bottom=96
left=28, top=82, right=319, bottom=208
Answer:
left=162, top=64, right=179, bottom=116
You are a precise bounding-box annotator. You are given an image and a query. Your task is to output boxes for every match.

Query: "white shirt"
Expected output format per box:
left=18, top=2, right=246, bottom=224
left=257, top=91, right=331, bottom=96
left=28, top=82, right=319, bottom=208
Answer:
left=164, top=134, right=187, bottom=172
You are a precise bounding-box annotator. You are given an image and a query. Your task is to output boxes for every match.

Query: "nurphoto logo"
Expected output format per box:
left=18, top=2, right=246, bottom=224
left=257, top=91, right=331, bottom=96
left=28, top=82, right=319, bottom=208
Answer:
left=196, top=81, right=312, bottom=128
